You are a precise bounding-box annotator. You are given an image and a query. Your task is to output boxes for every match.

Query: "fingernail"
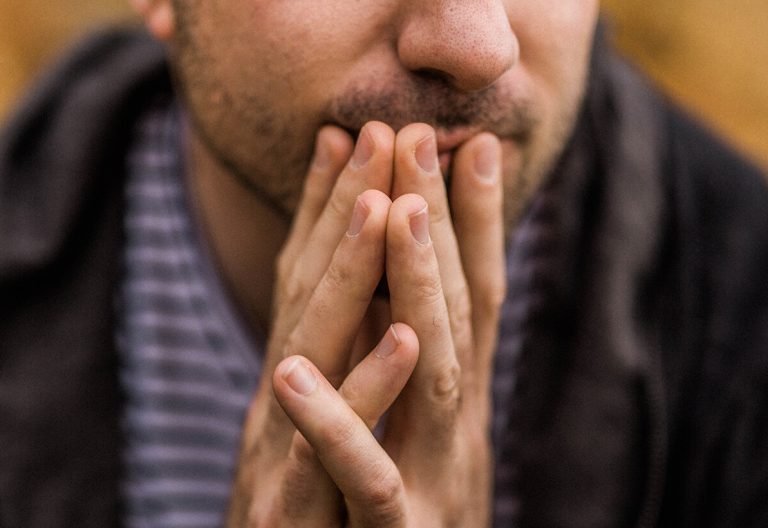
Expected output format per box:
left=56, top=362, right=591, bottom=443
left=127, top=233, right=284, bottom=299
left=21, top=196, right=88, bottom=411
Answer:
left=312, top=132, right=330, bottom=169
left=415, top=135, right=438, bottom=173
left=375, top=324, right=401, bottom=359
left=283, top=358, right=317, bottom=395
left=351, top=129, right=374, bottom=168
left=409, top=205, right=430, bottom=245
left=474, top=139, right=499, bottom=181
left=347, top=196, right=369, bottom=237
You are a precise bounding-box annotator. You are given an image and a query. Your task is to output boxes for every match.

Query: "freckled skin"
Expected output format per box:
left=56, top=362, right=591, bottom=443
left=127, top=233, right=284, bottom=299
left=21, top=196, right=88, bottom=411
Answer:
left=168, top=0, right=600, bottom=225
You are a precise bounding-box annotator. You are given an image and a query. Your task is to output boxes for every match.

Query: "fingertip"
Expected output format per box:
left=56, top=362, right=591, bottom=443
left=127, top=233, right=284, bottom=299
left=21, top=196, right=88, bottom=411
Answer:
left=361, top=121, right=396, bottom=148
left=473, top=133, right=502, bottom=182
left=392, top=124, right=441, bottom=197
left=395, top=122, right=436, bottom=147
left=352, top=122, right=396, bottom=168
left=455, top=132, right=502, bottom=186
left=450, top=134, right=503, bottom=224
left=367, top=323, right=419, bottom=384
left=390, top=321, right=415, bottom=344
left=390, top=193, right=428, bottom=218
left=314, top=126, right=354, bottom=171
left=356, top=188, right=393, bottom=210
left=340, top=121, right=395, bottom=194
left=274, top=356, right=319, bottom=397
left=346, top=189, right=391, bottom=238
left=388, top=194, right=431, bottom=247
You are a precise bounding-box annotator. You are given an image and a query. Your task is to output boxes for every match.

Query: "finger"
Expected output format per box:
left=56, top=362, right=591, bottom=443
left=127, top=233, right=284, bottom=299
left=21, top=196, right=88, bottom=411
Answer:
left=274, top=325, right=417, bottom=525
left=450, top=134, right=506, bottom=393
left=385, top=194, right=461, bottom=443
left=273, top=330, right=418, bottom=527
left=391, top=124, right=473, bottom=366
left=291, top=122, right=395, bottom=299
left=270, top=126, right=354, bottom=386
left=279, top=125, right=354, bottom=276
left=282, top=189, right=391, bottom=384
left=272, top=123, right=395, bottom=359
left=338, top=322, right=419, bottom=429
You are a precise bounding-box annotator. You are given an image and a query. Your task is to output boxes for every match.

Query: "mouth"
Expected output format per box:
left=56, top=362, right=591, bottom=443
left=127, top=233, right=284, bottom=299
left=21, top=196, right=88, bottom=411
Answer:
left=435, top=126, right=481, bottom=152
left=334, top=123, right=482, bottom=177
left=435, top=126, right=483, bottom=178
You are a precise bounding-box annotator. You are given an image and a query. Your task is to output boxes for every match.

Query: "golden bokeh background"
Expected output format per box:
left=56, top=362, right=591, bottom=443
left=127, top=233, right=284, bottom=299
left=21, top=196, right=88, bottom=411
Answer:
left=601, top=0, right=768, bottom=169
left=1, top=1, right=766, bottom=169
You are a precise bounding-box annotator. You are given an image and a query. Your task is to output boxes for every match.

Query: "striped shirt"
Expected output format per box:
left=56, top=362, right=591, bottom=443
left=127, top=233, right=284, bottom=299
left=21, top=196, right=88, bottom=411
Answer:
left=116, top=101, right=262, bottom=528
left=116, top=99, right=558, bottom=527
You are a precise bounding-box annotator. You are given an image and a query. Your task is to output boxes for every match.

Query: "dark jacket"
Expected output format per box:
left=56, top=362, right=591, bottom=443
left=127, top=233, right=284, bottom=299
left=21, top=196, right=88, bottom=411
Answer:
left=1, top=28, right=767, bottom=527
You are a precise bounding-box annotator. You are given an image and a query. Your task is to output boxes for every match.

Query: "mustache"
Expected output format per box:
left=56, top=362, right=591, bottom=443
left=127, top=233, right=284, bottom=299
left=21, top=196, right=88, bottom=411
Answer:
left=328, top=75, right=538, bottom=141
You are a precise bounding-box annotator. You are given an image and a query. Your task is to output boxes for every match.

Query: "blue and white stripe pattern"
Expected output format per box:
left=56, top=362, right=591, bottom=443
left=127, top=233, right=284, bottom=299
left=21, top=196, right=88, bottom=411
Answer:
left=116, top=101, right=262, bottom=528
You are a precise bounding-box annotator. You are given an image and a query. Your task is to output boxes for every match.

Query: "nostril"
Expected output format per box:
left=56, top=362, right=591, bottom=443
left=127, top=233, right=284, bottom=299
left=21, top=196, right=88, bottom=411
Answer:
left=413, top=67, right=456, bottom=85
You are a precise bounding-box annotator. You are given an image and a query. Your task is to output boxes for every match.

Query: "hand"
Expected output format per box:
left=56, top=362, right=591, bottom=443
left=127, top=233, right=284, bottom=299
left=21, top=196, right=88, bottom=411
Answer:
left=384, top=124, right=506, bottom=525
left=268, top=124, right=507, bottom=527
left=227, top=121, right=407, bottom=526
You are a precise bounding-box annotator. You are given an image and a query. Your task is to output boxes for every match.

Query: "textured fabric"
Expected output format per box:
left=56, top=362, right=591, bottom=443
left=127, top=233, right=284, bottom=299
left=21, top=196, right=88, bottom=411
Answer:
left=117, top=102, right=261, bottom=527
left=2, top=27, right=768, bottom=528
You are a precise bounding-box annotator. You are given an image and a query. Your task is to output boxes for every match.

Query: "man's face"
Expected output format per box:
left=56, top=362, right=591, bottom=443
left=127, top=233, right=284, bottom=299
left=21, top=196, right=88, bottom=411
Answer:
left=170, top=0, right=600, bottom=223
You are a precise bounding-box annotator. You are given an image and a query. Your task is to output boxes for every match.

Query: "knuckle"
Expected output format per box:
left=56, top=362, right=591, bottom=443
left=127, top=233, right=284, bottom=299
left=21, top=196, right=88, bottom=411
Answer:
left=326, top=189, right=351, bottom=224
left=322, top=240, right=381, bottom=306
left=429, top=200, right=451, bottom=226
left=430, top=361, right=463, bottom=416
left=413, top=272, right=444, bottom=305
left=323, top=259, right=354, bottom=296
left=277, top=277, right=305, bottom=304
left=360, top=466, right=404, bottom=516
left=281, top=273, right=311, bottom=308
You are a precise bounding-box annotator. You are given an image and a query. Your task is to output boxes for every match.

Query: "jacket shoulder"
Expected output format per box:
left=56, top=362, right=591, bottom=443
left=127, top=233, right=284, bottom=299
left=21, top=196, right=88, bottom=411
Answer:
left=658, top=98, right=768, bottom=527
left=0, top=27, right=170, bottom=276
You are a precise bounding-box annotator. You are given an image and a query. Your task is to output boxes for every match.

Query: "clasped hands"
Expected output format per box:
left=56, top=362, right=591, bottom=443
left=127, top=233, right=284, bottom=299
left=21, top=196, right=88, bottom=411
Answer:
left=227, top=121, right=506, bottom=527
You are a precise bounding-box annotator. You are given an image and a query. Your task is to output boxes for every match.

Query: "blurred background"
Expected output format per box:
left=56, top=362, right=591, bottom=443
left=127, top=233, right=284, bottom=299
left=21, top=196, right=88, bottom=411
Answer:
left=1, top=0, right=766, bottom=170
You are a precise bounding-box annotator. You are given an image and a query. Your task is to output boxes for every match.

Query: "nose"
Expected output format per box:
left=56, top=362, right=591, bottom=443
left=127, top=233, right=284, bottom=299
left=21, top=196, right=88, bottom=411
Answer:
left=396, top=0, right=518, bottom=92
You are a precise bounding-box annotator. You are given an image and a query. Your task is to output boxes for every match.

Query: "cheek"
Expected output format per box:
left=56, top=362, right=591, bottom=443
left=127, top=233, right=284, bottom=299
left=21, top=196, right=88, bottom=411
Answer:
left=513, top=0, right=599, bottom=81
left=225, top=12, right=369, bottom=122
left=510, top=0, right=598, bottom=125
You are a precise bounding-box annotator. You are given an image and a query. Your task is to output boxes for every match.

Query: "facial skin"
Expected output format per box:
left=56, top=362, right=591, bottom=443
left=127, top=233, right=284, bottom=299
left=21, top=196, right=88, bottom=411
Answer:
left=168, top=0, right=600, bottom=226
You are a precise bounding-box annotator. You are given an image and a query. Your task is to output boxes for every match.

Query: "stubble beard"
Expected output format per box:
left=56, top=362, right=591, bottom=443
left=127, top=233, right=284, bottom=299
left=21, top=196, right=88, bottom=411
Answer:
left=171, top=3, right=588, bottom=234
